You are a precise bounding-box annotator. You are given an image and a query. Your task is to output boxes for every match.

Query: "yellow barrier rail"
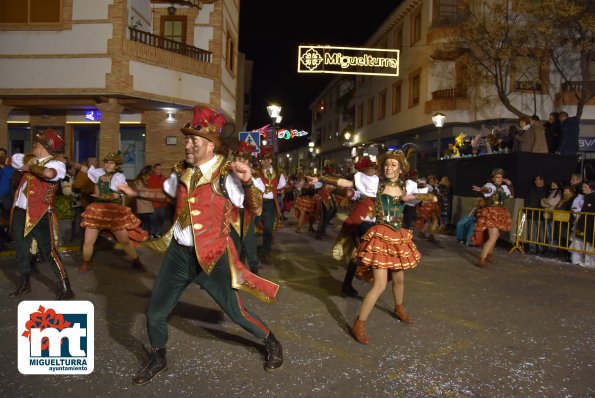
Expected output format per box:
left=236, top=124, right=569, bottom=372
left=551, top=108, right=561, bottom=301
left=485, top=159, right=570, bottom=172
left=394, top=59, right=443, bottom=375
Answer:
left=509, top=207, right=595, bottom=257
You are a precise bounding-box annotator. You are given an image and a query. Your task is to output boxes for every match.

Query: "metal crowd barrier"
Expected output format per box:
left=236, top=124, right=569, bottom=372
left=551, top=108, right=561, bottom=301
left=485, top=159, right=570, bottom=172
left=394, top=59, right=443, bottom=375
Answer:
left=509, top=207, right=595, bottom=256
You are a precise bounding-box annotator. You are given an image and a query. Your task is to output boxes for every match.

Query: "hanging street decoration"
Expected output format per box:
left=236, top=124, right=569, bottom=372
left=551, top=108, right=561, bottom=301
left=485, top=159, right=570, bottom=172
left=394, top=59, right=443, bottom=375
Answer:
left=253, top=125, right=309, bottom=140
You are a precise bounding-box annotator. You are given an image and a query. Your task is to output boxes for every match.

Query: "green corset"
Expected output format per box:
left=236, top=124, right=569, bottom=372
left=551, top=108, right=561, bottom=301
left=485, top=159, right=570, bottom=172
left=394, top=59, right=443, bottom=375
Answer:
left=96, top=173, right=121, bottom=203
left=489, top=189, right=507, bottom=207
left=375, top=193, right=405, bottom=231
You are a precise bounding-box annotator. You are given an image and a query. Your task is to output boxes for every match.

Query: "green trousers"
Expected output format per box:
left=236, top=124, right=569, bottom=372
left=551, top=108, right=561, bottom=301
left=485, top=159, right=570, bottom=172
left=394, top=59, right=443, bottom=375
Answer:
left=12, top=208, right=66, bottom=280
left=146, top=239, right=270, bottom=348
left=230, top=210, right=259, bottom=272
left=257, top=200, right=277, bottom=255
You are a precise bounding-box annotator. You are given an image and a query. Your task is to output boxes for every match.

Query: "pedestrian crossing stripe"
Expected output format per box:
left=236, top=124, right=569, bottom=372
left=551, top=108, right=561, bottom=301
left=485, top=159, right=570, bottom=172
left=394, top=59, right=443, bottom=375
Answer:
left=239, top=132, right=261, bottom=153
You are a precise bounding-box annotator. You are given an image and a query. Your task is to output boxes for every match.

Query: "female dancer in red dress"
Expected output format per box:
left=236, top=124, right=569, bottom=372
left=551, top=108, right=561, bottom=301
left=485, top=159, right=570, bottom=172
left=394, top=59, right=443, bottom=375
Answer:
left=308, top=148, right=436, bottom=344
left=472, top=168, right=514, bottom=268
left=75, top=151, right=148, bottom=272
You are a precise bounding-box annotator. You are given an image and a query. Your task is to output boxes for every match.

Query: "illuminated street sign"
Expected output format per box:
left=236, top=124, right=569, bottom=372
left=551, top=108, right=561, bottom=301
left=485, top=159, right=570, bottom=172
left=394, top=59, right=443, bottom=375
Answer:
left=298, top=45, right=399, bottom=77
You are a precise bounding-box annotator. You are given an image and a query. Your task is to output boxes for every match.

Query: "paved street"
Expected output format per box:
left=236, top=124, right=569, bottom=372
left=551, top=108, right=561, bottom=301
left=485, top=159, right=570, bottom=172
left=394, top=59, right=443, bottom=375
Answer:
left=0, top=211, right=594, bottom=397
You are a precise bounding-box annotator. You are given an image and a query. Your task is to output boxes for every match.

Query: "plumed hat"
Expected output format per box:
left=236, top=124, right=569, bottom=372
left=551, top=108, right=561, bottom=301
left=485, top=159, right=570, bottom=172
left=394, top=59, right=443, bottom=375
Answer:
left=233, top=141, right=256, bottom=159
left=180, top=106, right=227, bottom=149
left=103, top=150, right=125, bottom=166
left=259, top=146, right=274, bottom=160
left=376, top=146, right=410, bottom=176
left=490, top=168, right=505, bottom=178
left=34, top=129, right=64, bottom=154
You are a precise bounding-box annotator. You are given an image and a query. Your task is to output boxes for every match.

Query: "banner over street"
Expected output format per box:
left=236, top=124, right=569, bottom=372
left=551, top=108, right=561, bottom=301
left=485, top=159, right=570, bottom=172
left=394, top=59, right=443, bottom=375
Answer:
left=298, top=45, right=399, bottom=77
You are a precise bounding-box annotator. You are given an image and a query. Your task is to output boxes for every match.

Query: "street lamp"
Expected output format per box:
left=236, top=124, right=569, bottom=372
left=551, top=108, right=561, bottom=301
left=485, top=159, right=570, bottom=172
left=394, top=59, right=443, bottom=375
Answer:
left=432, top=112, right=446, bottom=160
left=266, top=104, right=282, bottom=152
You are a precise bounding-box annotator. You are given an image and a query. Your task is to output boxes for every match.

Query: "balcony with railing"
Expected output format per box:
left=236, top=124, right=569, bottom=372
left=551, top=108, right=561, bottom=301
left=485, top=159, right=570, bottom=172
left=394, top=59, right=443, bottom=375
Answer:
left=128, top=27, right=212, bottom=62
left=123, top=27, right=218, bottom=78
left=425, top=88, right=469, bottom=113
left=556, top=81, right=595, bottom=106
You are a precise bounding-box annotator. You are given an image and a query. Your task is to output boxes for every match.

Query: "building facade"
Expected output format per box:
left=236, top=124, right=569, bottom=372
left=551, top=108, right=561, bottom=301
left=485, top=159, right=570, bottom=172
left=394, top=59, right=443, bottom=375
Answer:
left=0, top=0, right=241, bottom=177
left=309, top=0, right=595, bottom=175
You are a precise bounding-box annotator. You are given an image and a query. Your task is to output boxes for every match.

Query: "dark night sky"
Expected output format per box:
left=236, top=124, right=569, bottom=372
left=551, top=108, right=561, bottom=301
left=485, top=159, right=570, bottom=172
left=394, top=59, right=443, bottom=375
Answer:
left=239, top=1, right=400, bottom=140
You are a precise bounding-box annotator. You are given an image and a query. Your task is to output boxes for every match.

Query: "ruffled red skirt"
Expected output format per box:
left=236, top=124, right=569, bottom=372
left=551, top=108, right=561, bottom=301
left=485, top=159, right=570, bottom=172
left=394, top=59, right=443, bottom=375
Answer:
left=295, top=195, right=318, bottom=213
left=417, top=202, right=441, bottom=217
left=81, top=202, right=149, bottom=243
left=355, top=224, right=421, bottom=281
left=475, top=206, right=512, bottom=232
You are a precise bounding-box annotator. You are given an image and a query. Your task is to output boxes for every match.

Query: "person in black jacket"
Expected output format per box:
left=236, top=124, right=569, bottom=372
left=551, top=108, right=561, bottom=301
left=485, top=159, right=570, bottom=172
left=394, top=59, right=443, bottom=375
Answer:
left=557, top=112, right=580, bottom=155
left=544, top=112, right=561, bottom=154
left=523, top=175, right=547, bottom=253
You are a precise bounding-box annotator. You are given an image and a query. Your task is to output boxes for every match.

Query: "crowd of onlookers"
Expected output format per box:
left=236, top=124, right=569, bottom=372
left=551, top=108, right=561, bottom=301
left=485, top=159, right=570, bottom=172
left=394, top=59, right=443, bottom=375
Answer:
left=448, top=111, right=580, bottom=157
left=276, top=162, right=594, bottom=270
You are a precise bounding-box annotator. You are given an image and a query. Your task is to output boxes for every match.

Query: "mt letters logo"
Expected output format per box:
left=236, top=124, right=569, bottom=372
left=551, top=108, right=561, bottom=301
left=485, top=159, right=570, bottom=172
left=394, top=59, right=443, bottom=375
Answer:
left=18, top=301, right=94, bottom=374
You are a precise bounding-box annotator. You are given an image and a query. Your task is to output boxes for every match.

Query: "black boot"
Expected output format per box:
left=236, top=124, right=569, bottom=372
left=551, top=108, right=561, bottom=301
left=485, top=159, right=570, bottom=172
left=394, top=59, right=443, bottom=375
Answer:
left=9, top=274, right=31, bottom=297
left=132, top=256, right=146, bottom=272
left=262, top=332, right=283, bottom=372
left=56, top=278, right=75, bottom=300
left=341, top=259, right=358, bottom=297
left=132, top=347, right=168, bottom=385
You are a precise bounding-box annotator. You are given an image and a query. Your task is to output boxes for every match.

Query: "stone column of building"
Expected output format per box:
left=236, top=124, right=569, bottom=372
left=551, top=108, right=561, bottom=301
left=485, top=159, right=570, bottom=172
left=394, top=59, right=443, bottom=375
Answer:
left=97, top=100, right=124, bottom=161
left=0, top=103, right=13, bottom=149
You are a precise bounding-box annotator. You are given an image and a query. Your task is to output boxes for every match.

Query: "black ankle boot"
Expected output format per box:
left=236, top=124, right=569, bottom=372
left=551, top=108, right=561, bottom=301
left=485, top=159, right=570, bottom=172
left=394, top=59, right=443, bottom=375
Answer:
left=262, top=332, right=283, bottom=372
left=56, top=278, right=75, bottom=300
left=132, top=256, right=146, bottom=272
left=9, top=274, right=31, bottom=297
left=342, top=260, right=358, bottom=297
left=132, top=347, right=168, bottom=385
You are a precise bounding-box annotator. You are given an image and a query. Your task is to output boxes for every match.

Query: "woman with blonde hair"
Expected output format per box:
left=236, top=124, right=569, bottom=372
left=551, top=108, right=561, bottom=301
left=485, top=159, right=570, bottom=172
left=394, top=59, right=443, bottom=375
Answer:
left=307, top=147, right=435, bottom=344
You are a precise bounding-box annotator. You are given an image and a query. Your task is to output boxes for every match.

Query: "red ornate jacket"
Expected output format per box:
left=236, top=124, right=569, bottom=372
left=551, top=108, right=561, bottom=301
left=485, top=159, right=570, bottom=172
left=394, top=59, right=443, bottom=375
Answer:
left=13, top=156, right=59, bottom=237
left=258, top=167, right=282, bottom=217
left=156, top=155, right=279, bottom=303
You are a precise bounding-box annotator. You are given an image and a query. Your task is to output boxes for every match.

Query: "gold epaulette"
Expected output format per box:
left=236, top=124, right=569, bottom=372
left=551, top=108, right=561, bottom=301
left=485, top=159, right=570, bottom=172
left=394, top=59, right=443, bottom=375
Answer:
left=220, top=161, right=232, bottom=177
left=23, top=153, right=38, bottom=166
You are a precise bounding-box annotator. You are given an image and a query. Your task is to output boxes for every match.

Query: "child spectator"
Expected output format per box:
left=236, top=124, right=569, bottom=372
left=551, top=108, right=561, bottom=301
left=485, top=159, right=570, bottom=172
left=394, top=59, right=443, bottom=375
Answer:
left=455, top=198, right=488, bottom=246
